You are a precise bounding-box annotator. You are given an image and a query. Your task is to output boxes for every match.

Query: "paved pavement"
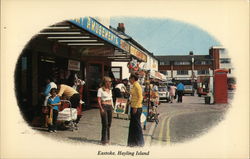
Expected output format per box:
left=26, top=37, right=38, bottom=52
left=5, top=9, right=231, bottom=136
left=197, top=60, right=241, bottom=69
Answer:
left=33, top=108, right=155, bottom=146
left=32, top=92, right=232, bottom=146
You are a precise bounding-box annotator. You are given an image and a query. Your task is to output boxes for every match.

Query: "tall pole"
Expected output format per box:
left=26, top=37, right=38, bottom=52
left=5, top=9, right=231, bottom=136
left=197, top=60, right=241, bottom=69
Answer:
left=191, top=57, right=194, bottom=83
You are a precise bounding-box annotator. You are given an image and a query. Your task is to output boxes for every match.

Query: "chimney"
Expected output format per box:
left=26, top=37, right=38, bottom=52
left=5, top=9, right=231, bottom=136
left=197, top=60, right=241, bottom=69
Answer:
left=189, top=51, right=194, bottom=55
left=117, top=23, right=125, bottom=33
left=209, top=47, right=220, bottom=70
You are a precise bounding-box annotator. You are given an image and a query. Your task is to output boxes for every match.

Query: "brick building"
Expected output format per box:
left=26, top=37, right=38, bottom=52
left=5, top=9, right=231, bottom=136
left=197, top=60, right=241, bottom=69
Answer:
left=156, top=47, right=230, bottom=82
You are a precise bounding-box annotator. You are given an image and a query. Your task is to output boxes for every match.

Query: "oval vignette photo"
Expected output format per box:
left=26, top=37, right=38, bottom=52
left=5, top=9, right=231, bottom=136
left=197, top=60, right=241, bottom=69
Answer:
left=14, top=16, right=236, bottom=146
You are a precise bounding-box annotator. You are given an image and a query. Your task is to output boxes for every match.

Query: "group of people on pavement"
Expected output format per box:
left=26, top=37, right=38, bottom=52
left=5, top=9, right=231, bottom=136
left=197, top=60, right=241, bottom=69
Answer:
left=41, top=76, right=83, bottom=133
left=42, top=71, right=189, bottom=146
left=97, top=74, right=145, bottom=147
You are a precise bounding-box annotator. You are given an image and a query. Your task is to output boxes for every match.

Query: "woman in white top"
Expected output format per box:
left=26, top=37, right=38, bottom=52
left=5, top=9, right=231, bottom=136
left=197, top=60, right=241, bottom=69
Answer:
left=97, top=76, right=113, bottom=145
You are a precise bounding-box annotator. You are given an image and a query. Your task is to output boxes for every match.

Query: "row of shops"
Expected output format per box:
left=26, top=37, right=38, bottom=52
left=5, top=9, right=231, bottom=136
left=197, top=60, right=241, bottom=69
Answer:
left=15, top=17, right=166, bottom=122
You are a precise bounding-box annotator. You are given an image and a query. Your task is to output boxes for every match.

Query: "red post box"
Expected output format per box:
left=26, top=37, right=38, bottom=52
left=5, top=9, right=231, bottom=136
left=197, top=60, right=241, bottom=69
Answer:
left=214, top=69, right=228, bottom=103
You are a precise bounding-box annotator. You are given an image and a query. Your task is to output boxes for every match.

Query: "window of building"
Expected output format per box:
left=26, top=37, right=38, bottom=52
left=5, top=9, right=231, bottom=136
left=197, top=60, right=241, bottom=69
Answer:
left=111, top=67, right=122, bottom=79
left=195, top=60, right=210, bottom=65
left=177, top=70, right=189, bottom=75
left=201, top=61, right=206, bottom=65
left=197, top=70, right=209, bottom=75
left=220, top=58, right=231, bottom=64
left=159, top=61, right=165, bottom=65
left=160, top=70, right=168, bottom=75
left=174, top=61, right=191, bottom=65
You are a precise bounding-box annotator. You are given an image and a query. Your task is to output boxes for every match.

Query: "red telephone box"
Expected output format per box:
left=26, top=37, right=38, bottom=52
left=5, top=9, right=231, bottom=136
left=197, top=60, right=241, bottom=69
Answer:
left=214, top=69, right=228, bottom=103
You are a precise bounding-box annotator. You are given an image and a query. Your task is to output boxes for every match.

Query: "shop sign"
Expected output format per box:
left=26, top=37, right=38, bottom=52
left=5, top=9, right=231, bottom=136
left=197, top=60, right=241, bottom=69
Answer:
left=120, top=39, right=130, bottom=52
left=114, top=98, right=128, bottom=114
left=130, top=46, right=147, bottom=62
left=70, top=17, right=123, bottom=50
left=68, top=60, right=80, bottom=71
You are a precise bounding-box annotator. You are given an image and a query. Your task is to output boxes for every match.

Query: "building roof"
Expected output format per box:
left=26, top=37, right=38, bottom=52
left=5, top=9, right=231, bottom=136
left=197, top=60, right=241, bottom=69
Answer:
left=109, top=25, right=157, bottom=60
left=156, top=55, right=212, bottom=62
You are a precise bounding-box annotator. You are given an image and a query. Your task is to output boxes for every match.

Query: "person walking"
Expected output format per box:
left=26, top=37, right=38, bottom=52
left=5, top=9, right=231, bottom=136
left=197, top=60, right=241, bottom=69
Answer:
left=169, top=84, right=177, bottom=103
left=127, top=74, right=144, bottom=147
left=97, top=76, right=113, bottom=145
left=176, top=82, right=185, bottom=103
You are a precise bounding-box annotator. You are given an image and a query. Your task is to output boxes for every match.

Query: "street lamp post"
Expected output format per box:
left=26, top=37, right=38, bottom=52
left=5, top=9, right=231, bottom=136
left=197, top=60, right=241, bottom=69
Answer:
left=191, top=57, right=194, bottom=83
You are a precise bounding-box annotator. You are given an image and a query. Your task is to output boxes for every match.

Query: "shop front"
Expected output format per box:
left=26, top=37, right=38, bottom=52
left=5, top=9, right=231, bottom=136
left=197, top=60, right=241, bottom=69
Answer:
left=15, top=17, right=132, bottom=123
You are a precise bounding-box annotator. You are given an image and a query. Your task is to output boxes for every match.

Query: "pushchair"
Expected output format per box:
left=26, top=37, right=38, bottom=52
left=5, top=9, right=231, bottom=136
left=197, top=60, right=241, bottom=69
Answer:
left=57, top=100, right=78, bottom=131
left=148, top=105, right=159, bottom=124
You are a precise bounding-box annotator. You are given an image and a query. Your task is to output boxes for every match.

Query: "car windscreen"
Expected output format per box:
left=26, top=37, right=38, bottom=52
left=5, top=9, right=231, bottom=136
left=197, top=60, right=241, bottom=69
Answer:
left=158, top=87, right=167, bottom=92
left=185, top=85, right=193, bottom=89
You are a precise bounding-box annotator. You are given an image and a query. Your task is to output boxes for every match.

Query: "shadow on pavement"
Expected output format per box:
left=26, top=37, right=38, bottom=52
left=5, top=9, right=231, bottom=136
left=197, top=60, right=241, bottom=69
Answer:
left=68, top=137, right=101, bottom=145
left=32, top=127, right=49, bottom=132
left=68, top=137, right=126, bottom=146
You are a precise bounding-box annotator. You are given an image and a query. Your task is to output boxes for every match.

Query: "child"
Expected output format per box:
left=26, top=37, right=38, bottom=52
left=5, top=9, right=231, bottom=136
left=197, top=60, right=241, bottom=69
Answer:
left=47, top=88, right=61, bottom=133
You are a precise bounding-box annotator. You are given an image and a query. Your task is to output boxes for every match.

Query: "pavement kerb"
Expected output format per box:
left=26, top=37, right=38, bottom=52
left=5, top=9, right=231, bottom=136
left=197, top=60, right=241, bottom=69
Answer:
left=144, top=121, right=156, bottom=146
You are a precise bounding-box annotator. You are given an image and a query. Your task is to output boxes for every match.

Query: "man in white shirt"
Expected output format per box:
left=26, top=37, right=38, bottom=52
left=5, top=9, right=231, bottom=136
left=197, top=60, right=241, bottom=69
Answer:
left=115, top=79, right=129, bottom=98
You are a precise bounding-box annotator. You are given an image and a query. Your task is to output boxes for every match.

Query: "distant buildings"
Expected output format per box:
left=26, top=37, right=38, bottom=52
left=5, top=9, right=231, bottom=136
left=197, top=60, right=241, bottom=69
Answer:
left=157, top=46, right=234, bottom=82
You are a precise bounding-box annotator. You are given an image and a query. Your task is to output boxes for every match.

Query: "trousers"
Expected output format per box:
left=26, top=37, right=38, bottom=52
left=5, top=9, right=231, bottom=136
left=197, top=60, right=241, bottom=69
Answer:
left=48, top=109, right=58, bottom=131
left=100, top=104, right=113, bottom=143
left=177, top=90, right=184, bottom=103
left=127, top=107, right=144, bottom=147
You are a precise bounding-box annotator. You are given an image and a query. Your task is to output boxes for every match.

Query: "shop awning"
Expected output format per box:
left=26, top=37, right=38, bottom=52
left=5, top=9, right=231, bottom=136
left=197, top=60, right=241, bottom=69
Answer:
left=37, top=17, right=148, bottom=63
left=37, top=17, right=130, bottom=61
left=150, top=71, right=167, bottom=81
left=69, top=17, right=130, bottom=53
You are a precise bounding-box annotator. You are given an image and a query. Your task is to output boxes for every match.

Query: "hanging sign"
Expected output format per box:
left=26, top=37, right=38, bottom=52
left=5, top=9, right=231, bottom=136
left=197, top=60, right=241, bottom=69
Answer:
left=68, top=60, right=80, bottom=71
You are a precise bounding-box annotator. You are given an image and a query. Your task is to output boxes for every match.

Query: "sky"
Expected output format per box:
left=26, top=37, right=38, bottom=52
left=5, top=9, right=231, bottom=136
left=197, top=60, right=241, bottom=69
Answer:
left=110, top=17, right=221, bottom=56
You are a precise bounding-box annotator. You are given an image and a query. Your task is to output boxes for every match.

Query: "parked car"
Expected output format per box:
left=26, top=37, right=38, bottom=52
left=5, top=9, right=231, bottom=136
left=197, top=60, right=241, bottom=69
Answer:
left=158, top=86, right=170, bottom=102
left=183, top=85, right=195, bottom=96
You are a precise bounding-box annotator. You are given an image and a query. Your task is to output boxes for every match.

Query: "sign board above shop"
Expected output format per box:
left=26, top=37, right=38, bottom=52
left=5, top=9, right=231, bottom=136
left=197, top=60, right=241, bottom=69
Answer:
left=68, top=60, right=81, bottom=71
left=130, top=46, right=147, bottom=62
left=69, top=17, right=130, bottom=53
